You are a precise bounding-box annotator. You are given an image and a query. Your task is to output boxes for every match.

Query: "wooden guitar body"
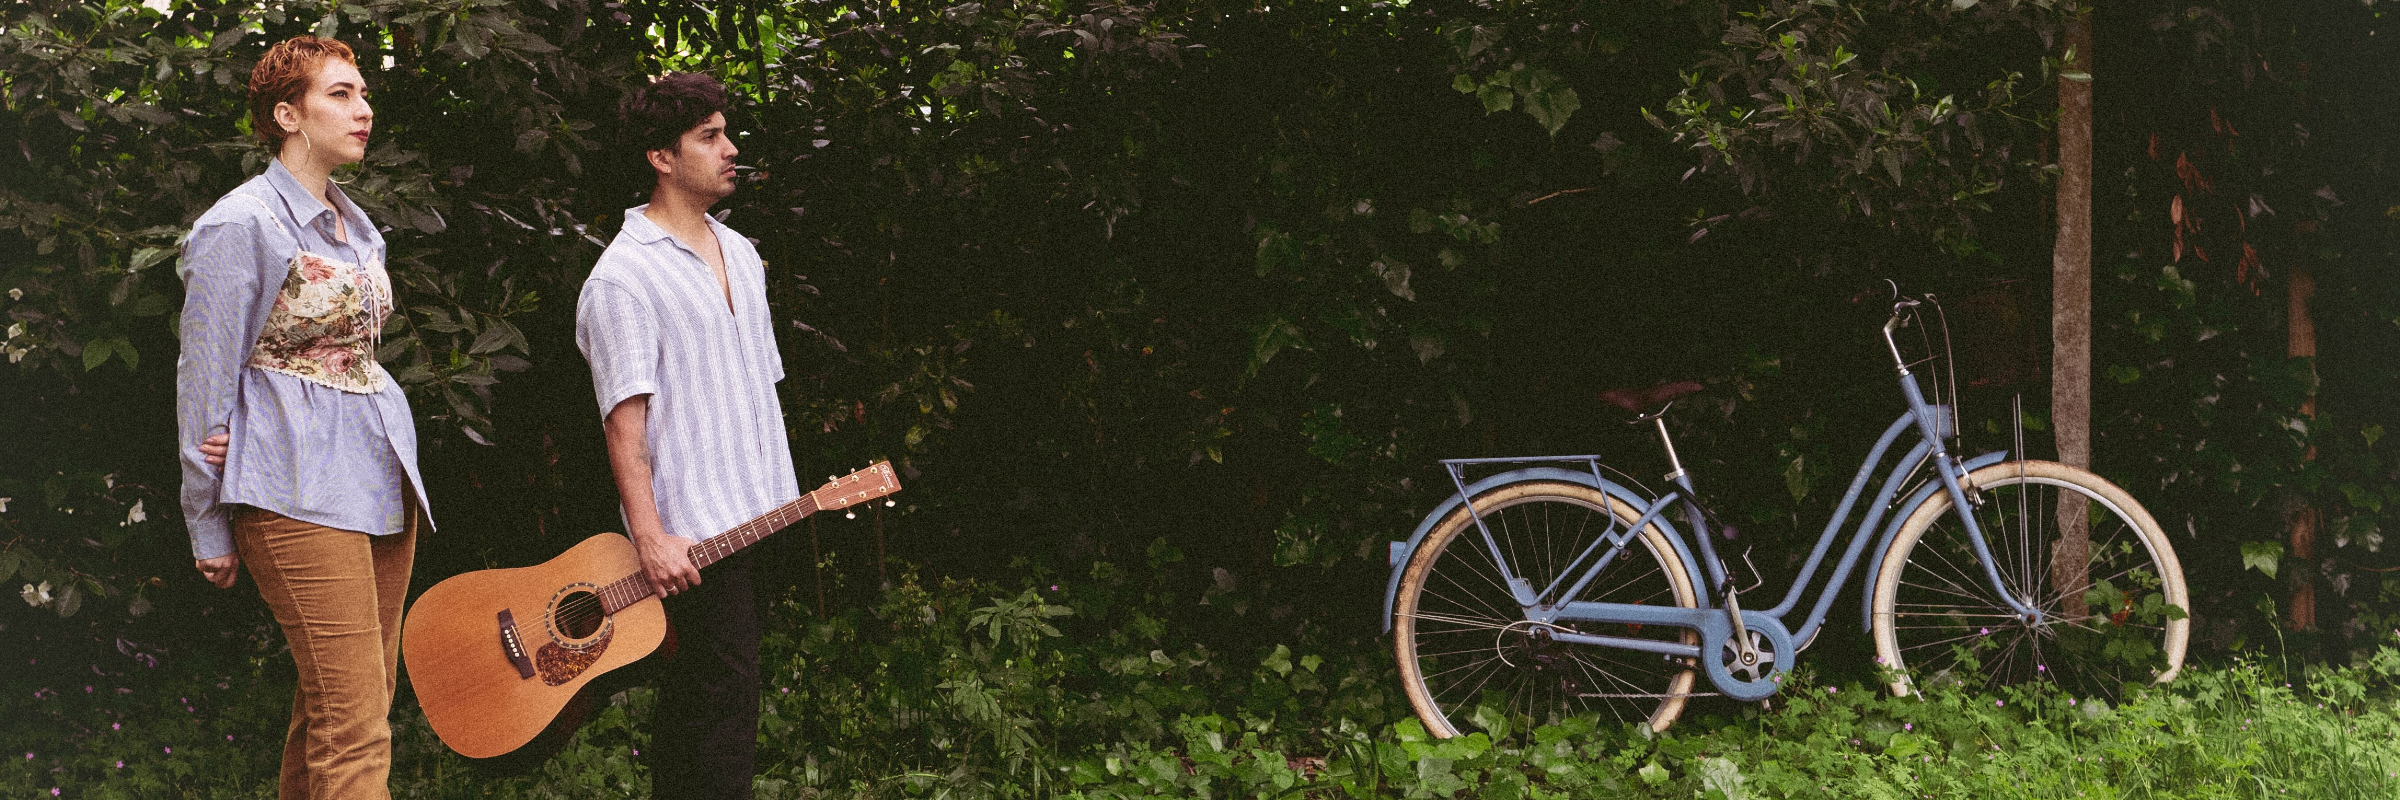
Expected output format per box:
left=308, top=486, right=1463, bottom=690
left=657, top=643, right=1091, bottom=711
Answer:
left=402, top=533, right=667, bottom=759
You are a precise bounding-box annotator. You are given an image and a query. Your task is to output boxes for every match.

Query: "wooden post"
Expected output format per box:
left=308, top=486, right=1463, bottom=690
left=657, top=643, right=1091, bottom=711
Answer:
left=2287, top=264, right=2318, bottom=631
left=2050, top=9, right=2095, bottom=617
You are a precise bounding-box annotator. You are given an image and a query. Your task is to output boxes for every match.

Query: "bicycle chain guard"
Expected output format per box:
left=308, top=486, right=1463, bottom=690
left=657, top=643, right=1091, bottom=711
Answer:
left=1700, top=611, right=1796, bottom=702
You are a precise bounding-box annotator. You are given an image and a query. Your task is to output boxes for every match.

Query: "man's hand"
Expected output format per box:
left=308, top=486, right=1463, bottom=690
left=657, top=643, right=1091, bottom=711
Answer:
left=633, top=530, right=702, bottom=597
left=195, top=552, right=240, bottom=589
left=199, top=433, right=229, bottom=466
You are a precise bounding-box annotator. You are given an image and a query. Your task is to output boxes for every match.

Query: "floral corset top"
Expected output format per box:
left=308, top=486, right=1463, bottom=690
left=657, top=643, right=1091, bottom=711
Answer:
left=241, top=198, right=393, bottom=393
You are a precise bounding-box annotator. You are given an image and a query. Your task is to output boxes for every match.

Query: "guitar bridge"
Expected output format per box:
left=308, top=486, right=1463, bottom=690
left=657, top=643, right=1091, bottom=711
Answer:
left=497, top=609, right=536, bottom=680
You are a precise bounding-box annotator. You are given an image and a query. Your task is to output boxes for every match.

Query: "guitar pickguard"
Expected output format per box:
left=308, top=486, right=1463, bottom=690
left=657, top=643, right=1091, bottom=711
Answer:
left=535, top=626, right=611, bottom=686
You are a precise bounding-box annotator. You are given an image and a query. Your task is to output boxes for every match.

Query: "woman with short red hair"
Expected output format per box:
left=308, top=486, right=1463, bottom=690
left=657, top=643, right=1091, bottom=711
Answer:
left=176, top=35, right=432, bottom=800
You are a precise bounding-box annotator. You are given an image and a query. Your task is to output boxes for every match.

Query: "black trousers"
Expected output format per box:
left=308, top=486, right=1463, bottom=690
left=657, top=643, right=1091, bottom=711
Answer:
left=649, top=550, right=762, bottom=800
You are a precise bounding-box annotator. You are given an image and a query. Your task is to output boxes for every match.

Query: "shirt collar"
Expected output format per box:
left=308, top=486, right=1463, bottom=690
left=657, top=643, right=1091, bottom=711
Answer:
left=264, top=158, right=339, bottom=228
left=622, top=204, right=731, bottom=246
left=620, top=205, right=675, bottom=245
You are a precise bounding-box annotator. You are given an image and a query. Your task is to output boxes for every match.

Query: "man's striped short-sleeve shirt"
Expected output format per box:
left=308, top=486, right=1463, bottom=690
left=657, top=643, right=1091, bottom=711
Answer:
left=575, top=206, right=798, bottom=543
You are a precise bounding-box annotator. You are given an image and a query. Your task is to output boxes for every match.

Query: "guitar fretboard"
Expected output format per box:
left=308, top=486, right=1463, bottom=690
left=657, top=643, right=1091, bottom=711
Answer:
left=595, top=493, right=822, bottom=614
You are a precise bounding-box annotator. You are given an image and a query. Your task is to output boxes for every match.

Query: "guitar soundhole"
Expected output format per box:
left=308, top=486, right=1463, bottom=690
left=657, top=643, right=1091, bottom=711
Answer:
left=547, top=587, right=610, bottom=646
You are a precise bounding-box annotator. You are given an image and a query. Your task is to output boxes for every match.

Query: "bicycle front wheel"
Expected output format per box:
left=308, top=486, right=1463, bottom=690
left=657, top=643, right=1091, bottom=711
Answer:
left=1870, top=460, right=2189, bottom=700
left=1393, top=481, right=1701, bottom=736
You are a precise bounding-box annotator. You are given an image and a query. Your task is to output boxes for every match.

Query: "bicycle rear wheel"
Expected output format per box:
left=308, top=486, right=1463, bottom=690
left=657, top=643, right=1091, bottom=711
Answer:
left=1870, top=460, right=2189, bottom=700
left=1393, top=481, right=1701, bottom=736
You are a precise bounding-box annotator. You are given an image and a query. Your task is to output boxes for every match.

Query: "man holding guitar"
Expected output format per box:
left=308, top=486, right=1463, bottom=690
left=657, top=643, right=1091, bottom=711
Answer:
left=575, top=72, right=793, bottom=800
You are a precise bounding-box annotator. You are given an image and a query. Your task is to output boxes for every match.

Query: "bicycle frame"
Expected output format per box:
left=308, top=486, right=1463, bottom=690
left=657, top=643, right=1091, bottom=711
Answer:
left=1383, top=355, right=2039, bottom=701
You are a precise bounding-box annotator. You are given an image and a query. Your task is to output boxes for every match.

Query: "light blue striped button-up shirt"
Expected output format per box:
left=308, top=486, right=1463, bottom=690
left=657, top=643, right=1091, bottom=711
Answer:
left=575, top=206, right=798, bottom=544
left=175, top=159, right=432, bottom=560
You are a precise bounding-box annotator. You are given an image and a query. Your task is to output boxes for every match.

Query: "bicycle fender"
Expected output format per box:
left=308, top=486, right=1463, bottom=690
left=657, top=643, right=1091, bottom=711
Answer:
left=1858, top=450, right=2012, bottom=633
left=1382, top=467, right=1704, bottom=635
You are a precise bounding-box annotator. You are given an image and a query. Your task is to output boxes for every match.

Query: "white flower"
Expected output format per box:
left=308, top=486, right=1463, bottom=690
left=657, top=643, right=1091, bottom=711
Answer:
left=6, top=347, right=21, bottom=364
left=103, top=474, right=115, bottom=489
left=0, top=497, right=9, bottom=512
left=5, top=322, right=21, bottom=338
left=6, top=288, right=19, bottom=300
left=124, top=499, right=146, bottom=526
left=21, top=581, right=52, bottom=608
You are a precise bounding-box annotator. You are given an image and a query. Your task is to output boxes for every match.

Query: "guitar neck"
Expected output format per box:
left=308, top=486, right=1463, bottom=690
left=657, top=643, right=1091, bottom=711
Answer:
left=596, top=494, right=821, bottom=614
left=690, top=494, right=820, bottom=571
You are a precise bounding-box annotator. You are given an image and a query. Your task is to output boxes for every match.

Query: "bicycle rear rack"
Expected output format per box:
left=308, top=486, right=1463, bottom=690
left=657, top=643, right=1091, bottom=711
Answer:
left=1409, top=456, right=1635, bottom=608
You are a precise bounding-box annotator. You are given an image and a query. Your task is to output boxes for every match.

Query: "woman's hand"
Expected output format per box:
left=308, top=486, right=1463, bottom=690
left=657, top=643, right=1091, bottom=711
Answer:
left=199, top=433, right=230, bottom=465
left=196, top=553, right=240, bottom=589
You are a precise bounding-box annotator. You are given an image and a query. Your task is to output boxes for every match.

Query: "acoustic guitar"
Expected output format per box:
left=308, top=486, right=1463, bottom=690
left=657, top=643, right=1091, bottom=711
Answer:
left=402, top=462, right=901, bottom=759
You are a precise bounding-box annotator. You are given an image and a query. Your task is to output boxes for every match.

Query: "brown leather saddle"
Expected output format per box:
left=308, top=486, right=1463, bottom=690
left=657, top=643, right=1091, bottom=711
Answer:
left=1598, top=380, right=1705, bottom=418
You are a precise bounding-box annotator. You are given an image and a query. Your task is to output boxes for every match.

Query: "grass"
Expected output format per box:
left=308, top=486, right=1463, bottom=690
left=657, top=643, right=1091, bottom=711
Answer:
left=10, top=573, right=2400, bottom=799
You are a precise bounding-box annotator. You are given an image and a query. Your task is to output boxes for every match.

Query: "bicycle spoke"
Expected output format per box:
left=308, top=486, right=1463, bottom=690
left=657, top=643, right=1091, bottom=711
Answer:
left=1876, top=465, right=2186, bottom=706
left=1399, top=483, right=1701, bottom=738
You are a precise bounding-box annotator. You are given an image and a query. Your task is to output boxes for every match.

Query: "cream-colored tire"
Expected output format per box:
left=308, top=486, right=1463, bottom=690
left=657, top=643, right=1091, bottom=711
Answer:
left=1394, top=481, right=1701, bottom=736
left=1870, top=460, right=2188, bottom=699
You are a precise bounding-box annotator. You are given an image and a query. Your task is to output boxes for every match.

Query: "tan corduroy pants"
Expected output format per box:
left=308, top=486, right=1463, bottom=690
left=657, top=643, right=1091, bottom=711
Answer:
left=233, top=502, right=417, bottom=800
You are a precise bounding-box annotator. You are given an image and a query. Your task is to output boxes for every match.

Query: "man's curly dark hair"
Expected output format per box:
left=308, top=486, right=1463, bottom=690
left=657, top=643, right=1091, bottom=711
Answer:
left=619, top=72, right=730, bottom=160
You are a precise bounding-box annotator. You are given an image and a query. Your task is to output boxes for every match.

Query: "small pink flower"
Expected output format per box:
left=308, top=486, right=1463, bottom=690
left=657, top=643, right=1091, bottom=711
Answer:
left=111, top=723, right=119, bottom=730
left=115, top=761, right=123, bottom=769
left=24, top=752, right=32, bottom=760
left=225, top=735, right=233, bottom=741
left=162, top=747, right=171, bottom=754
left=1903, top=723, right=1913, bottom=731
left=1827, top=686, right=1838, bottom=694
left=1994, top=700, right=2004, bottom=707
left=84, top=686, right=92, bottom=693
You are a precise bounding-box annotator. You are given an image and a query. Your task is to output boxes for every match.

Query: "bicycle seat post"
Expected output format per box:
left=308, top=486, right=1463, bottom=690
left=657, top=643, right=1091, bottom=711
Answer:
left=1649, top=413, right=1689, bottom=484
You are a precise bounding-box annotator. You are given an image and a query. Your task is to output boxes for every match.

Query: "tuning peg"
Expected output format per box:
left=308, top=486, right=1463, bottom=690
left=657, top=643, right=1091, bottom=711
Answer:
left=844, top=511, right=856, bottom=519
left=828, top=475, right=838, bottom=481
left=884, top=499, right=895, bottom=507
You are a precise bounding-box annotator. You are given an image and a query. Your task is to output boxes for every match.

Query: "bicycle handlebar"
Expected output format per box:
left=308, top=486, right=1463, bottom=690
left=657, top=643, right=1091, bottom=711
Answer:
left=1881, top=294, right=1924, bottom=372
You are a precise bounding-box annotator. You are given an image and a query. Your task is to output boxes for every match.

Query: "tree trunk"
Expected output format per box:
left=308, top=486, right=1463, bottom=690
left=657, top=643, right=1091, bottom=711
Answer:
left=2050, top=10, right=2094, bottom=619
left=2287, top=264, right=2318, bottom=631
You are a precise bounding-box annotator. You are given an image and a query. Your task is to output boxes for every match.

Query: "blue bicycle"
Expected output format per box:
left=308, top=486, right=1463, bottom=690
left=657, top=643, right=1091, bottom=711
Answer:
left=1383, top=292, right=2190, bottom=735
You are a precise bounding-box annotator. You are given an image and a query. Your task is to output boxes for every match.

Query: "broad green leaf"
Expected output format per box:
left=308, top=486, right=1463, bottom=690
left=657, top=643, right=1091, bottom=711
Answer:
left=2240, top=540, right=2283, bottom=579
left=1477, top=80, right=1514, bottom=114
left=1522, top=85, right=1580, bottom=136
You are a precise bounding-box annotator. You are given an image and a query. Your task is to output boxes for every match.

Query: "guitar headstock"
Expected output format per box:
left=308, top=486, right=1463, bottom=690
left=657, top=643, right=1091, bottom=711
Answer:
left=809, top=461, right=902, bottom=513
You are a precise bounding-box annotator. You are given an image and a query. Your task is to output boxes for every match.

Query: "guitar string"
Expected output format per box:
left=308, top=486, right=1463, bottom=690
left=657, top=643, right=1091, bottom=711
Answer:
left=541, top=474, right=887, bottom=626
left=548, top=504, right=798, bottom=622
left=540, top=494, right=838, bottom=627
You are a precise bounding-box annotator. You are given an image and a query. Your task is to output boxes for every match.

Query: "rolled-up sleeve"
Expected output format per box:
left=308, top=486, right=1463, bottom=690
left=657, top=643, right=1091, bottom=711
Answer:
left=576, top=278, right=660, bottom=415
left=174, top=218, right=267, bottom=560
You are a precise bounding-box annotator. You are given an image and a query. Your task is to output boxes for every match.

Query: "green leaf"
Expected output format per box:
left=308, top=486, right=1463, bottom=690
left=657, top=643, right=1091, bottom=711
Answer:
left=1477, top=80, right=1514, bottom=114
left=1638, top=761, right=1670, bottom=786
left=129, top=247, right=173, bottom=272
left=1521, top=84, right=1580, bottom=136
left=468, top=321, right=514, bottom=354
left=81, top=337, right=132, bottom=371
left=2364, top=424, right=2384, bottom=448
left=2240, top=541, right=2283, bottom=579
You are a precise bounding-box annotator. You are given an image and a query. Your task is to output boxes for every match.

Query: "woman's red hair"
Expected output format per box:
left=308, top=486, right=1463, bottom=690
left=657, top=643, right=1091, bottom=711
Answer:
left=247, top=36, right=357, bottom=147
